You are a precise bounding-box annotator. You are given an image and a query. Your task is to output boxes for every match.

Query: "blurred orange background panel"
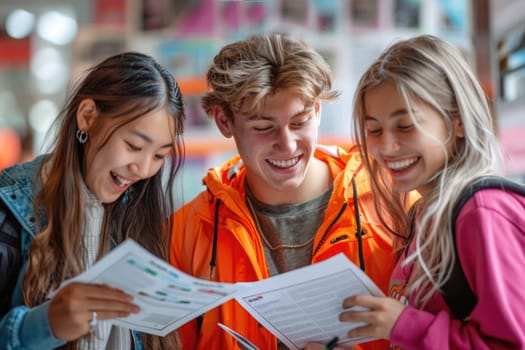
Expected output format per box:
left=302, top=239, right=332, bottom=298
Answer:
left=0, top=128, right=22, bottom=170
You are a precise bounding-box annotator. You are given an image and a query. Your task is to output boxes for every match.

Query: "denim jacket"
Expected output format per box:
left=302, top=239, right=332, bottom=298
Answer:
left=0, top=156, right=143, bottom=350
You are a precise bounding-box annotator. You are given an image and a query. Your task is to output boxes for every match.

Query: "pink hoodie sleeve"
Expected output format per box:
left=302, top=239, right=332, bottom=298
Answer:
left=390, top=189, right=525, bottom=349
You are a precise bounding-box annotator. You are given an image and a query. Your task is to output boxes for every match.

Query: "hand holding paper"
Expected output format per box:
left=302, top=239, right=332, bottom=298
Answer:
left=59, top=239, right=383, bottom=348
left=59, top=240, right=241, bottom=336
left=233, top=253, right=384, bottom=349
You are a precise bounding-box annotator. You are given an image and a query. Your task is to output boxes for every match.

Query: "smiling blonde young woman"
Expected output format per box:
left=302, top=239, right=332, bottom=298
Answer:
left=337, top=35, right=525, bottom=350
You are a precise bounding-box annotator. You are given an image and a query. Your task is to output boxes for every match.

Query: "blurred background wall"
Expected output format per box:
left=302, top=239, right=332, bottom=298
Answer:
left=0, top=0, right=524, bottom=206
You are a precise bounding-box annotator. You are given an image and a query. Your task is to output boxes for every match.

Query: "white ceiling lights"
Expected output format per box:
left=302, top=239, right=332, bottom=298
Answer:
left=36, top=10, right=78, bottom=46
left=30, top=47, right=68, bottom=94
left=5, top=8, right=36, bottom=39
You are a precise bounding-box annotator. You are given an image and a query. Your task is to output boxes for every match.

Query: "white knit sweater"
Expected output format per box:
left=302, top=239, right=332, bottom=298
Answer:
left=80, top=184, right=131, bottom=350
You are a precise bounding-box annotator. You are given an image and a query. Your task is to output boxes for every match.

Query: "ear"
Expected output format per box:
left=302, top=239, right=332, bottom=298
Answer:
left=213, top=107, right=234, bottom=138
left=76, top=99, right=98, bottom=131
left=453, top=114, right=465, bottom=138
left=314, top=100, right=322, bottom=126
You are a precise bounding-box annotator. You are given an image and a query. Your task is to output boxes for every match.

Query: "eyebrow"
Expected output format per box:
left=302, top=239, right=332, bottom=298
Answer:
left=248, top=107, right=313, bottom=121
left=364, top=108, right=410, bottom=121
left=130, top=129, right=173, bottom=148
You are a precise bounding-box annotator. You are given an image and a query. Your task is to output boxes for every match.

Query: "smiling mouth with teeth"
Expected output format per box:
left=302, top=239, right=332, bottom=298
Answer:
left=111, top=171, right=132, bottom=187
left=386, top=157, right=418, bottom=171
left=267, top=157, right=299, bottom=169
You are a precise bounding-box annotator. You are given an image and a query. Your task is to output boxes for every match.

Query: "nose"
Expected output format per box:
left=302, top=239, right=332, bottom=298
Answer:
left=129, top=155, right=157, bottom=179
left=274, top=127, right=296, bottom=154
left=377, top=132, right=401, bottom=154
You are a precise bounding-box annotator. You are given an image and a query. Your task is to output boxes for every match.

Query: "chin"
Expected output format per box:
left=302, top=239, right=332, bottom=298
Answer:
left=98, top=193, right=120, bottom=204
left=392, top=182, right=416, bottom=194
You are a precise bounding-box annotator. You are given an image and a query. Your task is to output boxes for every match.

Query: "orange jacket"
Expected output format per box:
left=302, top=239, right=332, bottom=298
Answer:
left=170, top=145, right=395, bottom=350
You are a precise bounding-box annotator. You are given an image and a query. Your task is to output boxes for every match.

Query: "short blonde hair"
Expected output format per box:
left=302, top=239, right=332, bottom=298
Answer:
left=202, top=32, right=340, bottom=120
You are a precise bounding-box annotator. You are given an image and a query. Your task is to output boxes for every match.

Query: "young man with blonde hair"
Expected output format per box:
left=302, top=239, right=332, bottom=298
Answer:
left=170, top=33, right=398, bottom=350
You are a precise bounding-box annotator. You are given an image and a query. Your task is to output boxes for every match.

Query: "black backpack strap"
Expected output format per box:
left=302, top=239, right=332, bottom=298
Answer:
left=442, top=177, right=525, bottom=320
left=0, top=199, right=22, bottom=317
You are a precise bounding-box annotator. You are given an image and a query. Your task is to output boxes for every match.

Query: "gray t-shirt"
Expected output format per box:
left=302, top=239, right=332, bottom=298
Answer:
left=245, top=185, right=333, bottom=349
left=245, top=185, right=333, bottom=275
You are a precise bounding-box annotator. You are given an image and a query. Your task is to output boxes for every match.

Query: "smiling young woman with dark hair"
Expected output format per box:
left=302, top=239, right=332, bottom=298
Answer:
left=0, top=52, right=185, bottom=350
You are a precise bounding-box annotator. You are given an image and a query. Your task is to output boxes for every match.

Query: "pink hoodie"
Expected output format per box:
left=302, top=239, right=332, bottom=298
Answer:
left=389, top=188, right=525, bottom=349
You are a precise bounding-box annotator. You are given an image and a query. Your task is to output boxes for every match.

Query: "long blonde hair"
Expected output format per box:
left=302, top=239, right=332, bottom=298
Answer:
left=24, top=52, right=184, bottom=349
left=353, top=35, right=502, bottom=306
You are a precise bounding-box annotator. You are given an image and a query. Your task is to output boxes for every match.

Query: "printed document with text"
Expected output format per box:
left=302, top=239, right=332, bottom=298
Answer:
left=63, top=239, right=384, bottom=347
left=62, top=239, right=241, bottom=336
left=234, top=253, right=384, bottom=349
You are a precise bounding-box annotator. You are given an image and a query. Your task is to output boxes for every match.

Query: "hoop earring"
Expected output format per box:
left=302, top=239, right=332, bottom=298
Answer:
left=76, top=129, right=88, bottom=144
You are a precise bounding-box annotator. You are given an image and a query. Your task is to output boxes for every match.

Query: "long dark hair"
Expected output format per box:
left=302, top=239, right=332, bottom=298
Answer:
left=24, top=52, right=185, bottom=349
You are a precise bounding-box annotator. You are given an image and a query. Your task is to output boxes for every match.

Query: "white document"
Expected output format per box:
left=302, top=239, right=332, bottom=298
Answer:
left=62, top=239, right=242, bottom=336
left=62, top=239, right=383, bottom=346
left=234, top=253, right=384, bottom=350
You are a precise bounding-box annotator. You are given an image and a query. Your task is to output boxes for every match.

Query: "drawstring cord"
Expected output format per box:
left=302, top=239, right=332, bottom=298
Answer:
left=201, top=199, right=221, bottom=332
left=352, top=177, right=366, bottom=272
left=302, top=176, right=366, bottom=272
left=208, top=177, right=366, bottom=278
left=209, top=199, right=221, bottom=279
